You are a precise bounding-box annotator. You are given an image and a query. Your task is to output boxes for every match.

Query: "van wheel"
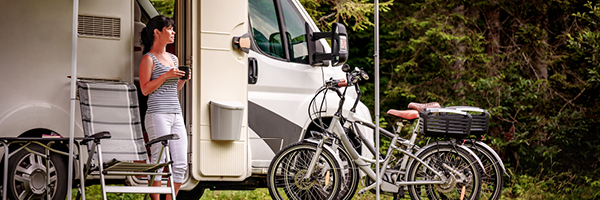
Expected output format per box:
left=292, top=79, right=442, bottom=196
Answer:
left=177, top=183, right=205, bottom=200
left=6, top=143, right=68, bottom=200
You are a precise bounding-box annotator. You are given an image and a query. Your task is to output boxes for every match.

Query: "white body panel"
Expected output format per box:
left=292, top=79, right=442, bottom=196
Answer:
left=0, top=0, right=132, bottom=144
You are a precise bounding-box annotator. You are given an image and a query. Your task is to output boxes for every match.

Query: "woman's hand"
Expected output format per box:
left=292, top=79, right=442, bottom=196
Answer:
left=184, top=68, right=192, bottom=81
left=166, top=68, right=185, bottom=79
left=177, top=68, right=191, bottom=91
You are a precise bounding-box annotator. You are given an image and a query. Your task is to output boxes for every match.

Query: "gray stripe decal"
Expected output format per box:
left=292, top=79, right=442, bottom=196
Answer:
left=248, top=101, right=302, bottom=154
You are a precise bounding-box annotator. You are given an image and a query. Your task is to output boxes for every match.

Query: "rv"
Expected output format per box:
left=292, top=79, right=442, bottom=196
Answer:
left=0, top=0, right=372, bottom=199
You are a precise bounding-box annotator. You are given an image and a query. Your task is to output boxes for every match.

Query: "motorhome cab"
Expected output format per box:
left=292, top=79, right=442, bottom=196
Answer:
left=0, top=0, right=372, bottom=199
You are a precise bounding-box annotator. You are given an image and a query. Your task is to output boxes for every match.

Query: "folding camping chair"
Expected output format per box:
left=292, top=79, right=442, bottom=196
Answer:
left=76, top=80, right=178, bottom=200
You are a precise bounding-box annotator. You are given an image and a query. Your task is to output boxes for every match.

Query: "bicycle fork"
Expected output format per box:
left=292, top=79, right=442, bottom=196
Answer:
left=302, top=135, right=329, bottom=180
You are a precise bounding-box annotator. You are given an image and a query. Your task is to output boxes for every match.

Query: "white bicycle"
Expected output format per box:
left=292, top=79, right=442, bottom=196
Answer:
left=266, top=65, right=486, bottom=200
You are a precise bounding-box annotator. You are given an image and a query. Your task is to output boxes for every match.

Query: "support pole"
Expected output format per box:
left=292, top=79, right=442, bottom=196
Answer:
left=374, top=0, right=380, bottom=199
left=68, top=0, right=79, bottom=199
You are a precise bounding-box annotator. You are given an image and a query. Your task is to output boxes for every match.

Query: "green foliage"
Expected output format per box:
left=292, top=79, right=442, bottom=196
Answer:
left=150, top=0, right=174, bottom=17
left=568, top=1, right=600, bottom=87
left=304, top=0, right=600, bottom=198
left=299, top=0, right=393, bottom=31
left=503, top=172, right=600, bottom=199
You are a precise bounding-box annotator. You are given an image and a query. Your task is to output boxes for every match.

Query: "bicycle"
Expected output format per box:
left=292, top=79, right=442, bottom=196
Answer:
left=445, top=106, right=507, bottom=200
left=406, top=104, right=508, bottom=200
left=266, top=64, right=486, bottom=200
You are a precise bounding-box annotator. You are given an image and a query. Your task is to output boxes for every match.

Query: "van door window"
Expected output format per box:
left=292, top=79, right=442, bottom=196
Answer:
left=249, top=0, right=309, bottom=64
left=280, top=0, right=309, bottom=64
left=249, top=0, right=285, bottom=59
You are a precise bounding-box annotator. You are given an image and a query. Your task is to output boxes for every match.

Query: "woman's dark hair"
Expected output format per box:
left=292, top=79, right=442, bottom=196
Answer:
left=141, top=15, right=175, bottom=54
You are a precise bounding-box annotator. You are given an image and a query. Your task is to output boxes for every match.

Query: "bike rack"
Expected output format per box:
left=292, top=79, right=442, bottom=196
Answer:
left=0, top=137, right=87, bottom=200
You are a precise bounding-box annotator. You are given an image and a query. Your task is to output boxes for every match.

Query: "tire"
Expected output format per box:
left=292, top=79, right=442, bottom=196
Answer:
left=267, top=142, right=342, bottom=200
left=463, top=141, right=504, bottom=200
left=176, top=182, right=205, bottom=200
left=336, top=147, right=359, bottom=200
left=406, top=143, right=482, bottom=200
left=6, top=143, right=68, bottom=200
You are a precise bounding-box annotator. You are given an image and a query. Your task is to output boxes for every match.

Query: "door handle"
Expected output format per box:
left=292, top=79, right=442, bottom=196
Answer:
left=248, top=57, right=258, bottom=84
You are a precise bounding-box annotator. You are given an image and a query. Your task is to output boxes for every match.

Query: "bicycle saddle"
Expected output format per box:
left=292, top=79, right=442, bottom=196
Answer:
left=387, top=109, right=419, bottom=120
left=408, top=102, right=441, bottom=112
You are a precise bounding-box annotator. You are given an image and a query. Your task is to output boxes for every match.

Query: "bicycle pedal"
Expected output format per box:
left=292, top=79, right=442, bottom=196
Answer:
left=393, top=194, right=404, bottom=200
left=393, top=186, right=406, bottom=200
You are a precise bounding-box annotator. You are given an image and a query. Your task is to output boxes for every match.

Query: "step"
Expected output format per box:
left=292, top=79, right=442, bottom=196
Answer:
left=104, top=186, right=174, bottom=194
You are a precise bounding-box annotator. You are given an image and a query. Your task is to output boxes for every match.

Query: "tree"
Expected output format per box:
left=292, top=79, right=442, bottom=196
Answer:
left=301, top=0, right=600, bottom=197
left=300, top=0, right=393, bottom=31
left=150, top=0, right=175, bottom=17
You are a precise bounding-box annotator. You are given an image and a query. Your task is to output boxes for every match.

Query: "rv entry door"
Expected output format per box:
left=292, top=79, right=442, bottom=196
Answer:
left=189, top=0, right=250, bottom=182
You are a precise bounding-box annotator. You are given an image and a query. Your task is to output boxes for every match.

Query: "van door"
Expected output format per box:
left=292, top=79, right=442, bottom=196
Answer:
left=189, top=0, right=250, bottom=181
left=247, top=0, right=339, bottom=171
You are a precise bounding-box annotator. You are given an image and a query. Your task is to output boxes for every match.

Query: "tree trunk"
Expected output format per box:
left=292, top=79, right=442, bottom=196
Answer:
left=487, top=2, right=501, bottom=70
left=452, top=5, right=466, bottom=95
left=534, top=4, right=549, bottom=80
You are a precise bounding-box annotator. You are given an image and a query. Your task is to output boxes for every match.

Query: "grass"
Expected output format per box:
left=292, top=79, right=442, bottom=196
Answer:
left=72, top=184, right=399, bottom=200
left=77, top=175, right=600, bottom=200
left=72, top=171, right=600, bottom=200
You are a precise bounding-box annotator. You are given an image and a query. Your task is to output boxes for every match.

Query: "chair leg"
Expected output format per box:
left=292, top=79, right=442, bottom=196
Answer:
left=96, top=143, right=108, bottom=200
left=78, top=143, right=86, bottom=200
left=161, top=144, right=177, bottom=200
left=165, top=145, right=176, bottom=200
left=147, top=144, right=166, bottom=200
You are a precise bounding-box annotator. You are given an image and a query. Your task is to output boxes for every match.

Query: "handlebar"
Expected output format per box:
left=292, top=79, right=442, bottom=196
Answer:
left=325, top=66, right=369, bottom=89
left=326, top=79, right=347, bottom=88
left=309, top=65, right=369, bottom=131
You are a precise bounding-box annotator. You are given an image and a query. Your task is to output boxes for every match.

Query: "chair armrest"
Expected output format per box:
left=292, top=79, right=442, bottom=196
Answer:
left=82, top=131, right=111, bottom=143
left=146, top=134, right=179, bottom=147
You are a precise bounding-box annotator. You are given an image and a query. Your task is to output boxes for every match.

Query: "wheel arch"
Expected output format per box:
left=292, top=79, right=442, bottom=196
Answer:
left=0, top=102, right=84, bottom=138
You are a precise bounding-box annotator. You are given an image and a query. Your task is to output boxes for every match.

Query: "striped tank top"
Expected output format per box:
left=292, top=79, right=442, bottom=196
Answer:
left=146, top=53, right=182, bottom=114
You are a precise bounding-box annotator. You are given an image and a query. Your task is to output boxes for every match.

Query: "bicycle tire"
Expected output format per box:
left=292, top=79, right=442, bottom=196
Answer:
left=336, top=147, right=359, bottom=200
left=406, top=143, right=482, bottom=200
left=463, top=140, right=504, bottom=200
left=267, top=142, right=342, bottom=200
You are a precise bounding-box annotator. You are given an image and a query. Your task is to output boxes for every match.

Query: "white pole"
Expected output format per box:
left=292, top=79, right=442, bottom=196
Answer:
left=68, top=0, right=79, bottom=199
left=374, top=0, right=380, bottom=200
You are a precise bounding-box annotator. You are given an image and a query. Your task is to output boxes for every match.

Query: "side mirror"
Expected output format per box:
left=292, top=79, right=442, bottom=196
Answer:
left=330, top=23, right=348, bottom=66
left=305, top=22, right=349, bottom=67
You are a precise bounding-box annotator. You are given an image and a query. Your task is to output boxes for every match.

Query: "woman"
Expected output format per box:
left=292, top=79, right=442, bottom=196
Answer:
left=139, top=15, right=189, bottom=200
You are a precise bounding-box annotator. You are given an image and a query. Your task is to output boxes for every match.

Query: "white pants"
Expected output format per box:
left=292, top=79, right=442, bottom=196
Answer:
left=145, top=113, right=188, bottom=183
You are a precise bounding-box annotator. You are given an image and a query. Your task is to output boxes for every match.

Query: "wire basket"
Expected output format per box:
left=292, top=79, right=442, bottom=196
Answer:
left=419, top=108, right=472, bottom=138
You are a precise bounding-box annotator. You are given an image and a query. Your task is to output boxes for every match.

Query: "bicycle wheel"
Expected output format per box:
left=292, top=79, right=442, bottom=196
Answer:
left=336, top=147, right=359, bottom=200
left=267, top=142, right=342, bottom=200
left=406, top=143, right=482, bottom=200
left=464, top=141, right=504, bottom=200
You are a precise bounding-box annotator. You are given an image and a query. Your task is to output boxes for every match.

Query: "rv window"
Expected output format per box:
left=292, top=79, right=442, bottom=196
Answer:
left=280, top=0, right=309, bottom=64
left=249, top=0, right=285, bottom=59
